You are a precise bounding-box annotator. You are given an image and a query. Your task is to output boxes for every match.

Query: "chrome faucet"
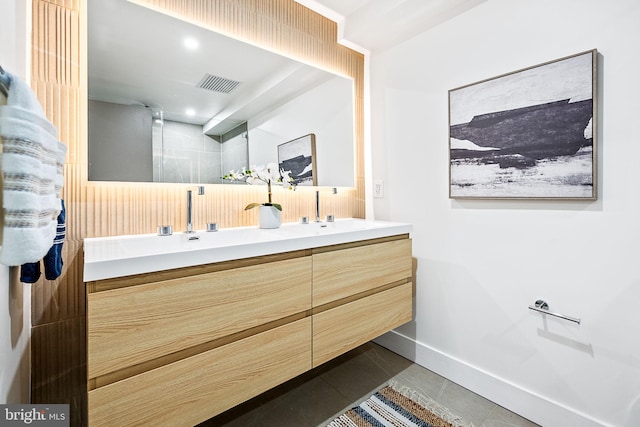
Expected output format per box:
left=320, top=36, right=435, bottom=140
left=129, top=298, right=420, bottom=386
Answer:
left=186, top=186, right=205, bottom=236
left=315, top=191, right=320, bottom=222
left=315, top=187, right=337, bottom=222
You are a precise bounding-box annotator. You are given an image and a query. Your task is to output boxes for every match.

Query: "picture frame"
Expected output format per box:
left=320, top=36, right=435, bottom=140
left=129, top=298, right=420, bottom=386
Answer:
left=278, top=133, right=317, bottom=186
left=448, top=49, right=597, bottom=200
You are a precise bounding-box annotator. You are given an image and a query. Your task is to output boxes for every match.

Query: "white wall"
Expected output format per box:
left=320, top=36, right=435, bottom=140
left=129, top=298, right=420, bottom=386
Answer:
left=0, top=0, right=31, bottom=404
left=371, top=1, right=640, bottom=426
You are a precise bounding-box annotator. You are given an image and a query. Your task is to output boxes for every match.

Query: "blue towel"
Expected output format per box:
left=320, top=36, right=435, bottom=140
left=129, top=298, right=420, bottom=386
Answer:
left=20, top=200, right=66, bottom=283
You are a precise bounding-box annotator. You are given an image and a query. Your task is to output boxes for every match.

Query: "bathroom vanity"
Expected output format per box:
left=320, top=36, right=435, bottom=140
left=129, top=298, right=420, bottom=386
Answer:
left=84, top=219, right=413, bottom=426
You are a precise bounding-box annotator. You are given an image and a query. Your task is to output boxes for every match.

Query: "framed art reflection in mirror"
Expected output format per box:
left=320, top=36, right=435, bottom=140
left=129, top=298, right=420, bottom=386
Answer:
left=278, top=134, right=317, bottom=186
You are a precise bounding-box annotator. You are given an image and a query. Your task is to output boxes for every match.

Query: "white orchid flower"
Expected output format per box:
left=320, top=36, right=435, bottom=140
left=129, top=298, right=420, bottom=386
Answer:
left=279, top=169, right=295, bottom=189
left=223, top=162, right=297, bottom=211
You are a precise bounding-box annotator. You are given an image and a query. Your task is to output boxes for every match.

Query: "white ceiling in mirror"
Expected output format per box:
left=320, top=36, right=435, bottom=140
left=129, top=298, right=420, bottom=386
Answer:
left=88, top=0, right=342, bottom=134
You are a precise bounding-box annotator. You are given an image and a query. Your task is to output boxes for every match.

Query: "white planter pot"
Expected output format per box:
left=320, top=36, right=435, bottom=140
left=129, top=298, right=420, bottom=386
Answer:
left=258, top=205, right=281, bottom=229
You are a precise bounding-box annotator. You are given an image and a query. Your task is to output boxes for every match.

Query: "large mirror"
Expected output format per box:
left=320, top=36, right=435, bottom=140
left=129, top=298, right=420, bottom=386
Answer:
left=87, top=0, right=355, bottom=187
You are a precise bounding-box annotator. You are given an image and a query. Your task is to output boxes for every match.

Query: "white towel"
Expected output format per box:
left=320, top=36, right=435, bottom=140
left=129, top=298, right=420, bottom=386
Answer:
left=0, top=72, right=66, bottom=266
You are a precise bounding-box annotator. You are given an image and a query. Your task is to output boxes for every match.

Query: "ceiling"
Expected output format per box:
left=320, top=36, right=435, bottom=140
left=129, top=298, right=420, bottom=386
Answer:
left=295, top=0, right=487, bottom=52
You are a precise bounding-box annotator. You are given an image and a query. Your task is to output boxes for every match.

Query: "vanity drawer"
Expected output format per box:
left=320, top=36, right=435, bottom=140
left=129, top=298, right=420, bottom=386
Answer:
left=88, top=317, right=312, bottom=427
left=88, top=257, right=311, bottom=379
left=312, top=238, right=412, bottom=307
left=312, top=281, right=413, bottom=367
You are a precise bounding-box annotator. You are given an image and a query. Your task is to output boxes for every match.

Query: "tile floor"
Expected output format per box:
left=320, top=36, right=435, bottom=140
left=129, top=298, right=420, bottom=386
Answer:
left=200, top=342, right=540, bottom=427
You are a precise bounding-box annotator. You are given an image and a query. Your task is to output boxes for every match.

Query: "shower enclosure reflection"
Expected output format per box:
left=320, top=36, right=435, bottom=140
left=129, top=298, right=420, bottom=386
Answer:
left=151, top=119, right=248, bottom=185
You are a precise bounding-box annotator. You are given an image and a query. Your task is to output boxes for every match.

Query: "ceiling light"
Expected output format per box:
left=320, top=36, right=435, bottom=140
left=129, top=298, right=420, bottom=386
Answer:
left=183, top=37, right=199, bottom=50
left=185, top=108, right=196, bottom=116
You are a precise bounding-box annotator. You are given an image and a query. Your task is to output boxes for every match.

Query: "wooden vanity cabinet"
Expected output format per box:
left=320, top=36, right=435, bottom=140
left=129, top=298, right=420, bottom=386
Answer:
left=311, top=238, right=413, bottom=366
left=86, top=235, right=412, bottom=426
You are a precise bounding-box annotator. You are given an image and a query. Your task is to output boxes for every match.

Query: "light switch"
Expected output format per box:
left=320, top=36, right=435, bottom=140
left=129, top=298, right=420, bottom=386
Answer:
left=374, top=180, right=384, bottom=198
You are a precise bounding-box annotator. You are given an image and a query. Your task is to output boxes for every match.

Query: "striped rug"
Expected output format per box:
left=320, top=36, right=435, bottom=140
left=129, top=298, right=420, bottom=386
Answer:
left=327, top=384, right=471, bottom=427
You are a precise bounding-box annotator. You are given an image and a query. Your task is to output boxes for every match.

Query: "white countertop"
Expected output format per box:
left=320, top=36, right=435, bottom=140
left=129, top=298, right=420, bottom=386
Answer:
left=83, top=218, right=412, bottom=281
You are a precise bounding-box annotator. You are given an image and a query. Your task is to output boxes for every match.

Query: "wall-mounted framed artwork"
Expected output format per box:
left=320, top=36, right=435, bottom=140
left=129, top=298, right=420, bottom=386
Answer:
left=449, top=49, right=597, bottom=200
left=278, top=133, right=317, bottom=186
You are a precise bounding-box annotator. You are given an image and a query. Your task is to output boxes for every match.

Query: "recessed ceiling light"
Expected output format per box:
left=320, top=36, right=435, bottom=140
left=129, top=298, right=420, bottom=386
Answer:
left=183, top=37, right=199, bottom=50
left=185, top=108, right=196, bottom=116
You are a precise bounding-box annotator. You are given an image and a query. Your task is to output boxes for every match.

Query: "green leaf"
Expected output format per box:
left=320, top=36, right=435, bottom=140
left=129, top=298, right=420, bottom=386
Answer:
left=244, top=202, right=283, bottom=211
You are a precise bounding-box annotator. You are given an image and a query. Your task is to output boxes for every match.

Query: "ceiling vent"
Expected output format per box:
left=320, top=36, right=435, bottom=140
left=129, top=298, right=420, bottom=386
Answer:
left=196, top=74, right=241, bottom=94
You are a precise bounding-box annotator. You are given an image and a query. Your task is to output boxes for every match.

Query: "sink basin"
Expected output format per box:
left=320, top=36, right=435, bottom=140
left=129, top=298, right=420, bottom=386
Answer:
left=83, top=218, right=412, bottom=281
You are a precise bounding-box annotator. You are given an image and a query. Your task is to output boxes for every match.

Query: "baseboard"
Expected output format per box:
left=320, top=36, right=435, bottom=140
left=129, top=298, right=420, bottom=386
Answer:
left=374, top=330, right=609, bottom=427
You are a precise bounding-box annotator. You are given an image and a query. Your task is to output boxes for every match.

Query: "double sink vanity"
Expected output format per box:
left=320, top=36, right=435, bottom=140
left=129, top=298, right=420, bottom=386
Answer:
left=84, top=218, right=413, bottom=426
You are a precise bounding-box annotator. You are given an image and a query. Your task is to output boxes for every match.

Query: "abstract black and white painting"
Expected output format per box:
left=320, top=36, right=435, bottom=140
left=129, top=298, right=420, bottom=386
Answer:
left=449, top=49, right=597, bottom=199
left=278, top=134, right=317, bottom=186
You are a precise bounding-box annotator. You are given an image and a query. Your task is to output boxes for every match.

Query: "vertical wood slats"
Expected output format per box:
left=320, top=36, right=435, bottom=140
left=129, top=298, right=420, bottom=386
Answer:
left=30, top=2, right=85, bottom=425
left=30, top=0, right=365, bottom=425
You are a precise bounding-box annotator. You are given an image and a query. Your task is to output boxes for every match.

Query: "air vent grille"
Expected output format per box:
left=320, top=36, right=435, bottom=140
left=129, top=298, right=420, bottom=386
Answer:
left=196, top=74, right=241, bottom=94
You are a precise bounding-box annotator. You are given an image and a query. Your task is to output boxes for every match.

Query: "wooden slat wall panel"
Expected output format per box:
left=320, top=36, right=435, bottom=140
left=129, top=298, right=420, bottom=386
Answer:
left=30, top=240, right=85, bottom=325
left=30, top=2, right=86, bottom=426
left=30, top=0, right=365, bottom=424
left=31, top=316, right=86, bottom=427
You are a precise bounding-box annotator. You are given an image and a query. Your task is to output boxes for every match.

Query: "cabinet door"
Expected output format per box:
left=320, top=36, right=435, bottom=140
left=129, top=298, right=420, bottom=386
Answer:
left=88, top=318, right=312, bottom=427
left=88, top=257, right=311, bottom=379
left=313, top=282, right=412, bottom=367
left=313, top=239, right=412, bottom=307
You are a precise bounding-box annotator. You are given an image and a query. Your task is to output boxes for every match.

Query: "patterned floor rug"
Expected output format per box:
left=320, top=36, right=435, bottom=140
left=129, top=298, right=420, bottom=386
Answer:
left=326, top=383, right=472, bottom=427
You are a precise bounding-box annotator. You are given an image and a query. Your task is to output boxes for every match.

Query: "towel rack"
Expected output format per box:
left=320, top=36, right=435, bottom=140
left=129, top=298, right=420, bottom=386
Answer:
left=528, top=299, right=581, bottom=324
left=0, top=65, right=10, bottom=97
